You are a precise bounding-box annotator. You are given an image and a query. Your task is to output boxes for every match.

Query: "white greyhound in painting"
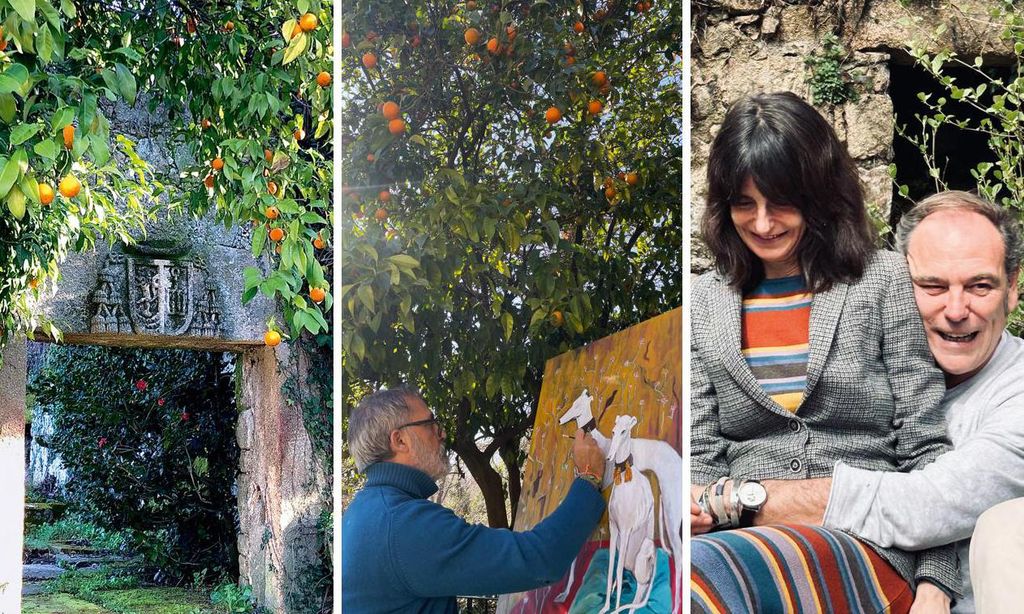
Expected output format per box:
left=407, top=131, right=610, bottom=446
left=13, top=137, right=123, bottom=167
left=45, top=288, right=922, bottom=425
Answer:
left=556, top=389, right=682, bottom=613
left=603, top=414, right=656, bottom=614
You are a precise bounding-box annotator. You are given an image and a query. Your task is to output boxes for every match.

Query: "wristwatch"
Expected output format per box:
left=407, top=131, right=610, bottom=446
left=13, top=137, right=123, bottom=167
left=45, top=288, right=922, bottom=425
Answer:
left=735, top=479, right=767, bottom=527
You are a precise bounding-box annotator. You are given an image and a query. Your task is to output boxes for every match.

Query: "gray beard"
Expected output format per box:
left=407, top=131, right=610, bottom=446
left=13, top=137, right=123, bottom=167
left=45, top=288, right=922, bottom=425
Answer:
left=412, top=440, right=450, bottom=481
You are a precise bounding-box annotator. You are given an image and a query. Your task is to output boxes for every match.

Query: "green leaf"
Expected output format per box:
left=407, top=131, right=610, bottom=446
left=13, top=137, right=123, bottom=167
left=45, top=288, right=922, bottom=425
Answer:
left=350, top=333, right=366, bottom=361
left=357, top=284, right=375, bottom=312
left=388, top=254, right=420, bottom=269
left=37, top=26, right=54, bottom=63
left=9, top=0, right=35, bottom=21
left=0, top=94, right=16, bottom=123
left=10, top=123, right=40, bottom=146
left=114, top=63, right=137, bottom=106
left=501, top=312, right=513, bottom=341
left=252, top=224, right=267, bottom=257
left=0, top=76, right=21, bottom=95
left=33, top=139, right=56, bottom=160
left=283, top=32, right=308, bottom=65
left=51, top=107, right=74, bottom=131
left=59, top=0, right=74, bottom=17
left=0, top=157, right=19, bottom=198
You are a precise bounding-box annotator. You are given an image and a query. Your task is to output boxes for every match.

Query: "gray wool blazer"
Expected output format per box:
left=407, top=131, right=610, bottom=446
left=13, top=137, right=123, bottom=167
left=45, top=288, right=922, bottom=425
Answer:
left=691, top=250, right=961, bottom=596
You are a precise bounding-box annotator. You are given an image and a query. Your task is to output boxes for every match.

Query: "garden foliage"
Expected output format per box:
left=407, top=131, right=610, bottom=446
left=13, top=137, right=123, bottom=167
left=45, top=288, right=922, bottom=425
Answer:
left=30, top=345, right=239, bottom=581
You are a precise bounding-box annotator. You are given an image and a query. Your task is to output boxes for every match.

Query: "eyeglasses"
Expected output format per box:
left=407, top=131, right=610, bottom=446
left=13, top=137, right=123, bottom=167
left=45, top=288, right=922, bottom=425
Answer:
left=397, top=414, right=442, bottom=436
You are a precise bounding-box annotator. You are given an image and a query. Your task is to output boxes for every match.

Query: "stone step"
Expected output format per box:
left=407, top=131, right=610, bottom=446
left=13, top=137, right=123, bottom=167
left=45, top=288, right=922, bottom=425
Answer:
left=23, top=564, right=64, bottom=581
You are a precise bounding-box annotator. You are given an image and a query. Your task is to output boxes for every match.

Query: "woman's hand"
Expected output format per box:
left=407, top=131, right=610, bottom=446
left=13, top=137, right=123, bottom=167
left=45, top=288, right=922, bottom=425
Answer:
left=908, top=582, right=950, bottom=614
left=691, top=484, right=713, bottom=535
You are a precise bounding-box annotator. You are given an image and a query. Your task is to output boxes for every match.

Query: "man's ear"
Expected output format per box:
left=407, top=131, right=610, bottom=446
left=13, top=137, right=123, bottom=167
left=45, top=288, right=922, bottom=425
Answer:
left=390, top=428, right=411, bottom=455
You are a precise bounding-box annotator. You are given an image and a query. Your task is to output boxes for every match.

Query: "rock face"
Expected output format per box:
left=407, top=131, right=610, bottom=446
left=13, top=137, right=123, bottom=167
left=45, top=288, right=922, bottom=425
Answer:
left=691, top=0, right=1009, bottom=272
left=1, top=97, right=328, bottom=613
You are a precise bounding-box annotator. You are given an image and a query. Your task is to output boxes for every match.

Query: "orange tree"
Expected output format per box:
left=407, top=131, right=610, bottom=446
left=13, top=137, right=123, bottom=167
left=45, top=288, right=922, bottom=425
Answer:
left=69, top=0, right=334, bottom=343
left=0, top=1, right=159, bottom=354
left=341, top=0, right=681, bottom=527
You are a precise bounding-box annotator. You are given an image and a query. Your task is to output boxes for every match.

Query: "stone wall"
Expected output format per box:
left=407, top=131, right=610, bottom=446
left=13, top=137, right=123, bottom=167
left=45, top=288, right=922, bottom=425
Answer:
left=237, top=343, right=329, bottom=613
left=690, top=0, right=1009, bottom=271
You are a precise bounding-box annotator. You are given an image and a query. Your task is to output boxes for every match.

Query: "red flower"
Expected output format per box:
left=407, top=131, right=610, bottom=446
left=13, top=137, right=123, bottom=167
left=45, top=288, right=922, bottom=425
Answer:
left=181, top=412, right=190, bottom=422
left=98, top=437, right=108, bottom=448
left=157, top=398, right=165, bottom=406
left=135, top=379, right=148, bottom=391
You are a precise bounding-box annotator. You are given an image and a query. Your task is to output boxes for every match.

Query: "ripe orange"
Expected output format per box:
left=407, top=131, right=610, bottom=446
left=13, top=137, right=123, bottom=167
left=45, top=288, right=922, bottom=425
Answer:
left=299, top=13, right=318, bottom=31
left=545, top=106, right=562, bottom=123
left=269, top=227, right=285, bottom=241
left=264, top=330, right=282, bottom=346
left=464, top=27, right=481, bottom=45
left=265, top=206, right=280, bottom=219
left=186, top=16, right=196, bottom=33
left=313, top=234, right=325, bottom=249
left=467, top=0, right=477, bottom=8
left=604, top=185, right=617, bottom=199
left=201, top=118, right=211, bottom=130
left=203, top=175, right=215, bottom=188
left=341, top=32, right=351, bottom=47
left=411, top=34, right=422, bottom=47
left=592, top=71, right=608, bottom=86
left=316, top=71, right=331, bottom=87
left=382, top=101, right=400, bottom=120
left=29, top=277, right=39, bottom=289
left=59, top=175, right=81, bottom=198
left=362, top=52, right=378, bottom=69
left=267, top=181, right=278, bottom=195
left=486, top=37, right=499, bottom=54
left=62, top=124, right=75, bottom=149
left=565, top=55, right=575, bottom=66
left=507, top=25, right=517, bottom=41
left=551, top=310, right=564, bottom=327
left=211, top=157, right=224, bottom=170
left=603, top=177, right=614, bottom=188
left=625, top=172, right=639, bottom=186
left=224, top=20, right=234, bottom=31
left=564, top=43, right=576, bottom=56
left=388, top=119, right=406, bottom=135
left=294, top=128, right=306, bottom=141
left=264, top=148, right=273, bottom=162
left=367, top=153, right=376, bottom=162
left=573, top=21, right=584, bottom=33
left=39, top=183, right=54, bottom=205
left=0, top=39, right=7, bottom=52
left=588, top=99, right=603, bottom=114
left=375, top=207, right=388, bottom=222
left=379, top=190, right=392, bottom=202
left=617, top=171, right=626, bottom=180
left=309, top=287, right=326, bottom=303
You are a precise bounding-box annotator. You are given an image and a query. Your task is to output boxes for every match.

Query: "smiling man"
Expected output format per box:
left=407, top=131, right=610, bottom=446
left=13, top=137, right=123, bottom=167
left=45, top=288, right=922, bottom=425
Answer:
left=701, top=191, right=1024, bottom=612
left=342, top=387, right=607, bottom=613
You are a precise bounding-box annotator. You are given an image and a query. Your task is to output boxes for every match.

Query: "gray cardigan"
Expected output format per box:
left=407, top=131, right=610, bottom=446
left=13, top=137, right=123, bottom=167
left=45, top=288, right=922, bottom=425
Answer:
left=691, top=250, right=960, bottom=596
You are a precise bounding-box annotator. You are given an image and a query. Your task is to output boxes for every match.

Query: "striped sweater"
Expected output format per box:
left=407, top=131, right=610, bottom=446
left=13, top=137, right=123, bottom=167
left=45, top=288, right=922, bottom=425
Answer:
left=740, top=275, right=811, bottom=412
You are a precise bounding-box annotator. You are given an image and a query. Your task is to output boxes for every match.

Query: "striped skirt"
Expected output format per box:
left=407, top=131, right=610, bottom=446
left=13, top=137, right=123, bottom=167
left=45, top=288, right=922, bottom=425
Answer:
left=691, top=525, right=913, bottom=614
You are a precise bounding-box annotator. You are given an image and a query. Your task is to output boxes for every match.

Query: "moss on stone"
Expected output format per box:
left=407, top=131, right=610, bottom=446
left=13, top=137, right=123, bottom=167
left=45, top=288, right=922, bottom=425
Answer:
left=93, top=587, right=211, bottom=613
left=24, top=587, right=211, bottom=614
left=23, top=593, right=112, bottom=613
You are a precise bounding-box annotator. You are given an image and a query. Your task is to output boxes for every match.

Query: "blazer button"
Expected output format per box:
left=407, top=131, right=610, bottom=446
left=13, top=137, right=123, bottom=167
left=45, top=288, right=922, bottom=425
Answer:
left=789, top=419, right=800, bottom=432
left=790, top=458, right=802, bottom=472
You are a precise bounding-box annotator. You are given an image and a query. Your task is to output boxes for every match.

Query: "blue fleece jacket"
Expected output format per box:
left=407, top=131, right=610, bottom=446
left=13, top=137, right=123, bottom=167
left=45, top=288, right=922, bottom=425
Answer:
left=341, top=461, right=606, bottom=613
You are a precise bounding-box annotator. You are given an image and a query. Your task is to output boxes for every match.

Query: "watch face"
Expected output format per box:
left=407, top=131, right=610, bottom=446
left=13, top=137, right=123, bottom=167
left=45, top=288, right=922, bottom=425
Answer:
left=738, top=482, right=767, bottom=507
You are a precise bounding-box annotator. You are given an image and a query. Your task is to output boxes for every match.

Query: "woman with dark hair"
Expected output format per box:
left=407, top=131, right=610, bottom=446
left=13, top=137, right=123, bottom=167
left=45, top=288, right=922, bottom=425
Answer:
left=689, top=92, right=959, bottom=612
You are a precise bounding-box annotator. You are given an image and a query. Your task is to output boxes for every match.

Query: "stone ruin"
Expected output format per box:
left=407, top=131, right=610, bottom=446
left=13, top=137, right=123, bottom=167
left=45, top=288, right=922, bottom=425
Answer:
left=691, top=0, right=1015, bottom=271
left=0, top=98, right=330, bottom=613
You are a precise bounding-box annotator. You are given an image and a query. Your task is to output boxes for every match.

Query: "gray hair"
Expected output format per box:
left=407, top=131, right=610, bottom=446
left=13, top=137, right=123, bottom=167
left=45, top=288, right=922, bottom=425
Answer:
left=895, top=190, right=1023, bottom=279
left=348, top=387, right=420, bottom=472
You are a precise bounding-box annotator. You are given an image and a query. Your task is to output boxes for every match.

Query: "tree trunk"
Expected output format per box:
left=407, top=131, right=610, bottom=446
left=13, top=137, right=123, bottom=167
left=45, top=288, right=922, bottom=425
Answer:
left=500, top=443, right=523, bottom=528
left=453, top=439, right=509, bottom=528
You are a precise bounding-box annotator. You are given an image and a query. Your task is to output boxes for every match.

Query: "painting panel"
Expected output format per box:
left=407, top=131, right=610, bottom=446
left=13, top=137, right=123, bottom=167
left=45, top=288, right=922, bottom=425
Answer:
left=497, top=307, right=682, bottom=614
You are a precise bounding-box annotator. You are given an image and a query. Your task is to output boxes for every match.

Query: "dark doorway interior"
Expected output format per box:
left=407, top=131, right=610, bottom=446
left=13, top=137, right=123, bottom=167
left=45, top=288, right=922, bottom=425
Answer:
left=889, top=58, right=1013, bottom=225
